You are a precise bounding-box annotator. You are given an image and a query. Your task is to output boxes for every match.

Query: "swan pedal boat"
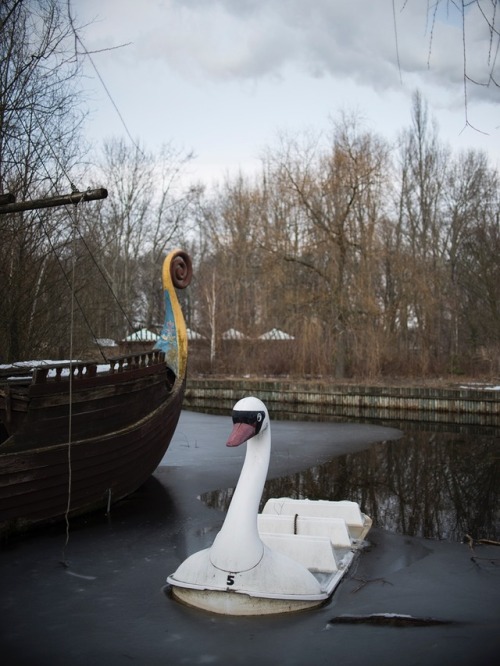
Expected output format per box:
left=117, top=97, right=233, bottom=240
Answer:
left=167, top=397, right=372, bottom=615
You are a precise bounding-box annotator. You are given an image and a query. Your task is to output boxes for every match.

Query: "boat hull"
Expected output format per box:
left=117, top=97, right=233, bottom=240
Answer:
left=0, top=248, right=193, bottom=535
left=170, top=585, right=324, bottom=615
left=0, top=362, right=185, bottom=534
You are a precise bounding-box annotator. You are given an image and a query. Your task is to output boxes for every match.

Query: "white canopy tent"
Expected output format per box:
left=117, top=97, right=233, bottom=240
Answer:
left=222, top=328, right=249, bottom=340
left=258, top=328, right=294, bottom=341
left=124, top=328, right=159, bottom=342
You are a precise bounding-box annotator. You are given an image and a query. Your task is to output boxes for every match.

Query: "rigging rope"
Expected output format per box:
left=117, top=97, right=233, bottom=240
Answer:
left=73, top=228, right=137, bottom=334
left=62, top=197, right=80, bottom=561
left=2, top=14, right=153, bottom=557
left=35, top=212, right=109, bottom=364
left=13, top=41, right=138, bottom=356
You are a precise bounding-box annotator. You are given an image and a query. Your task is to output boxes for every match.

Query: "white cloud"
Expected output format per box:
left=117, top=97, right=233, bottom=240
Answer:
left=109, top=0, right=496, bottom=99
left=75, top=0, right=499, bottom=97
left=72, top=0, right=500, bottom=183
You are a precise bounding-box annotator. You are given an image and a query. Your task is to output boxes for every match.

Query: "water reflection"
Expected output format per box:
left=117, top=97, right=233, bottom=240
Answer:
left=201, top=429, right=499, bottom=542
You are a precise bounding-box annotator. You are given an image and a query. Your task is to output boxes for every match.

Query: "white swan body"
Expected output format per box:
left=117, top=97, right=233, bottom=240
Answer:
left=167, top=397, right=371, bottom=615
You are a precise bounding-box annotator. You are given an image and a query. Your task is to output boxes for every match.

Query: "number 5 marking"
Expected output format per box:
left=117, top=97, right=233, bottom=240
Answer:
left=227, top=574, right=235, bottom=586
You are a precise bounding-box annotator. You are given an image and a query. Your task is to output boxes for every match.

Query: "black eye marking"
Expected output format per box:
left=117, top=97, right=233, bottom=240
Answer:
left=232, top=410, right=266, bottom=435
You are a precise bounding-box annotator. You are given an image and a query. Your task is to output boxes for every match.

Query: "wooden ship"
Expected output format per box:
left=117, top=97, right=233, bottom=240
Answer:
left=0, top=209, right=192, bottom=534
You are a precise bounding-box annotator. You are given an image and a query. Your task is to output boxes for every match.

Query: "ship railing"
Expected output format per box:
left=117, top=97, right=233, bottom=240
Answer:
left=31, top=350, right=166, bottom=384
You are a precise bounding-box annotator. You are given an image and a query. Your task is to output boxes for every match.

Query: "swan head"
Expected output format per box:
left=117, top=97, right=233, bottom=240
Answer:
left=226, top=396, right=269, bottom=448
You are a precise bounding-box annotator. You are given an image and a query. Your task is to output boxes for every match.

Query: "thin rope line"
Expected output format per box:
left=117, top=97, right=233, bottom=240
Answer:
left=62, top=202, right=78, bottom=561
left=74, top=227, right=136, bottom=332
left=392, top=0, right=403, bottom=85
left=14, top=22, right=138, bottom=348
left=31, top=109, right=78, bottom=192
left=16, top=114, right=135, bottom=344
left=36, top=212, right=109, bottom=363
left=66, top=0, right=143, bottom=156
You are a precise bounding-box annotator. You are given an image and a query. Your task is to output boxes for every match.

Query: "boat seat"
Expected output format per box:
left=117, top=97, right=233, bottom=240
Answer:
left=261, top=498, right=372, bottom=540
left=260, top=533, right=338, bottom=573
left=258, top=513, right=352, bottom=548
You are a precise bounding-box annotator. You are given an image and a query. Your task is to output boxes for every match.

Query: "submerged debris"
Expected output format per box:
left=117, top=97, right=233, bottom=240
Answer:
left=350, top=576, right=394, bottom=593
left=464, top=534, right=500, bottom=549
left=328, top=613, right=457, bottom=627
left=464, top=534, right=500, bottom=566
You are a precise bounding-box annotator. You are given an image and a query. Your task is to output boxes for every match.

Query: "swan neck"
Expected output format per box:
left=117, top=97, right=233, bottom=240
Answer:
left=209, top=426, right=270, bottom=572
left=227, top=428, right=270, bottom=524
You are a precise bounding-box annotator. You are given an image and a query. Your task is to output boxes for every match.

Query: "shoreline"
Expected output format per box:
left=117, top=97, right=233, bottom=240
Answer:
left=185, top=376, right=500, bottom=429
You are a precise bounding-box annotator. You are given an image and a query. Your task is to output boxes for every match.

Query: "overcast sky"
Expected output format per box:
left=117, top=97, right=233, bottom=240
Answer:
left=73, top=0, right=500, bottom=186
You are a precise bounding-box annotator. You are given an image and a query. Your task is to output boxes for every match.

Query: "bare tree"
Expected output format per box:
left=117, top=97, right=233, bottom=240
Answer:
left=189, top=95, right=499, bottom=380
left=0, top=0, right=87, bottom=361
left=81, top=138, right=196, bottom=340
left=455, top=178, right=500, bottom=371
left=396, top=91, right=450, bottom=372
left=192, top=175, right=264, bottom=369
left=262, top=115, right=390, bottom=378
left=399, top=0, right=499, bottom=127
left=0, top=0, right=85, bottom=196
left=441, top=148, right=495, bottom=364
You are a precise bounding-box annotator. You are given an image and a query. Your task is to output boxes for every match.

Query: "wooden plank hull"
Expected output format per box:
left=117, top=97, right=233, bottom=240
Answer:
left=0, top=374, right=185, bottom=533
left=0, top=248, right=193, bottom=535
left=3, top=360, right=176, bottom=449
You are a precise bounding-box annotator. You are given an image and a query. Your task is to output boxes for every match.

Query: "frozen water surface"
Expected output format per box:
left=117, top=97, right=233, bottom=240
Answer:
left=0, top=410, right=498, bottom=666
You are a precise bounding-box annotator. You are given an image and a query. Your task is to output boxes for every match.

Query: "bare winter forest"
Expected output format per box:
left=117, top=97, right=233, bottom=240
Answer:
left=1, top=1, right=499, bottom=380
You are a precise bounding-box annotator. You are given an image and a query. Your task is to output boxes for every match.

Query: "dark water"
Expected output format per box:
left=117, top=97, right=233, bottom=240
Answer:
left=201, top=422, right=499, bottom=543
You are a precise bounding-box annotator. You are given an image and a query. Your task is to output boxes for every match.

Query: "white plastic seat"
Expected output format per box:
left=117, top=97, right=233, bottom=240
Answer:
left=257, top=513, right=352, bottom=547
left=260, top=533, right=338, bottom=573
left=261, top=498, right=371, bottom=540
